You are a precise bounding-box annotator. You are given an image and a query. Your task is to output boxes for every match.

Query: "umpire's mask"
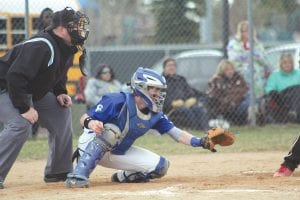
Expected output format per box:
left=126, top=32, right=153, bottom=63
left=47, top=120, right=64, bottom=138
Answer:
left=51, top=7, right=90, bottom=46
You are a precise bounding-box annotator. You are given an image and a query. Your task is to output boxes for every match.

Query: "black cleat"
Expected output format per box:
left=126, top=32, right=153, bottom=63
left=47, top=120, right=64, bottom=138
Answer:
left=44, top=172, right=69, bottom=183
left=111, top=172, right=121, bottom=183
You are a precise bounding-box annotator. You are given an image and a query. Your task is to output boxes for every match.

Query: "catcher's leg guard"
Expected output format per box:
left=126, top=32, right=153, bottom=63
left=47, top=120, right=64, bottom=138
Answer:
left=65, top=140, right=106, bottom=187
left=65, top=124, right=121, bottom=188
left=111, top=156, right=169, bottom=183
left=148, top=156, right=169, bottom=179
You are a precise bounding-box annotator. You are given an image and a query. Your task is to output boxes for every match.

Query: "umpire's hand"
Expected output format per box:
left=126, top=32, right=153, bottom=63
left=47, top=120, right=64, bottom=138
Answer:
left=57, top=94, right=72, bottom=108
left=21, top=107, right=38, bottom=124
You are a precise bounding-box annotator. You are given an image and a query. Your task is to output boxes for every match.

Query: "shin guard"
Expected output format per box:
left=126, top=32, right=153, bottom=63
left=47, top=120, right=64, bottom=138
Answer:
left=72, top=139, right=106, bottom=178
left=69, top=123, right=121, bottom=180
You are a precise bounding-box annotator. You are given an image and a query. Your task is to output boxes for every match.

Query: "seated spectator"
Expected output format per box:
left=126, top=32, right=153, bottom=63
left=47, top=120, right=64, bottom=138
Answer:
left=162, top=58, right=209, bottom=130
left=207, top=59, right=249, bottom=125
left=84, top=64, right=123, bottom=108
left=264, top=53, right=300, bottom=123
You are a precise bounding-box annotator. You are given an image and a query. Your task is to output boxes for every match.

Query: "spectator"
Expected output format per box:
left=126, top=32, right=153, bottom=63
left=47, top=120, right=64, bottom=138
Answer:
left=38, top=8, right=54, bottom=32
left=84, top=64, right=123, bottom=108
left=265, top=54, right=300, bottom=94
left=207, top=59, right=249, bottom=125
left=162, top=58, right=209, bottom=130
left=264, top=53, right=300, bottom=123
left=227, top=20, right=270, bottom=98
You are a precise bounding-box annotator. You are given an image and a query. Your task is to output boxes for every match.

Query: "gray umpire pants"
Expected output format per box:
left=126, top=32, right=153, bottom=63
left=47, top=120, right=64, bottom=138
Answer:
left=0, top=91, right=73, bottom=183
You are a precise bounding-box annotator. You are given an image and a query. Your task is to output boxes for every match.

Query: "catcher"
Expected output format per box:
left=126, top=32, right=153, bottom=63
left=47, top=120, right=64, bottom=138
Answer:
left=65, top=67, right=235, bottom=188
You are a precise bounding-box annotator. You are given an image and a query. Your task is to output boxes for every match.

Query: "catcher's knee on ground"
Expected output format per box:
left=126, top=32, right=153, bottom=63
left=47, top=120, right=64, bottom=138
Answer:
left=111, top=156, right=169, bottom=183
left=149, top=156, right=169, bottom=179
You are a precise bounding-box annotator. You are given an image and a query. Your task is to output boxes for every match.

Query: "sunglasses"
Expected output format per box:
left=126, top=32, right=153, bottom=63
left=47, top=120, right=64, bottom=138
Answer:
left=101, top=70, right=111, bottom=74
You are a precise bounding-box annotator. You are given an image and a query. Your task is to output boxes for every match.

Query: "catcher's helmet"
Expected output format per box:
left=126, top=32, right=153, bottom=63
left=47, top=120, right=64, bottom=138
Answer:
left=51, top=7, right=89, bottom=46
left=130, top=67, right=167, bottom=113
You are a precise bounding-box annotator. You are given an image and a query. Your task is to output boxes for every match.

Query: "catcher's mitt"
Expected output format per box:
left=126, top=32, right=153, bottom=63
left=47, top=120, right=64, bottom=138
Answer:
left=202, top=128, right=235, bottom=152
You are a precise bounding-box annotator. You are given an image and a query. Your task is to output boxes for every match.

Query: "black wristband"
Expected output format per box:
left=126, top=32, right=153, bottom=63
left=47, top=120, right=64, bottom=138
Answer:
left=83, top=117, right=93, bottom=129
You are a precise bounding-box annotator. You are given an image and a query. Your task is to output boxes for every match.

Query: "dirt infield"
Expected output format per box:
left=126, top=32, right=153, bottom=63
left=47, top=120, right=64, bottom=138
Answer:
left=2, top=152, right=300, bottom=200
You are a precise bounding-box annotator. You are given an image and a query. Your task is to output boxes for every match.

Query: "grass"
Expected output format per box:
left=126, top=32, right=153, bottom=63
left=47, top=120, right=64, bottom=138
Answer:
left=18, top=123, right=300, bottom=160
left=135, top=124, right=300, bottom=154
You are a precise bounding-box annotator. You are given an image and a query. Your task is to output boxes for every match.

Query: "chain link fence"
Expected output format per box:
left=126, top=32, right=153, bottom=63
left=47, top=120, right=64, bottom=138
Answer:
left=1, top=0, right=300, bottom=134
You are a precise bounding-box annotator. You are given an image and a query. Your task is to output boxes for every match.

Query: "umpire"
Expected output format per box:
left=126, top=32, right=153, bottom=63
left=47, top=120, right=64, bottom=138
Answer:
left=0, top=7, right=89, bottom=189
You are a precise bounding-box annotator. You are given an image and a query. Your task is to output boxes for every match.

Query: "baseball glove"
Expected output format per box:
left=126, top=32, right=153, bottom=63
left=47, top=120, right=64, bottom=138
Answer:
left=202, top=128, right=235, bottom=152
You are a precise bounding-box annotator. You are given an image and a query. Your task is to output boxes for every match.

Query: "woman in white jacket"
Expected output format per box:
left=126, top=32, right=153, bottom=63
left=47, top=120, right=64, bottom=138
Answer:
left=84, top=64, right=123, bottom=108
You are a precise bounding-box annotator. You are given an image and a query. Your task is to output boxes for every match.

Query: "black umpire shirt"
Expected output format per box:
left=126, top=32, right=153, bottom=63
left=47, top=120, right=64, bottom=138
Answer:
left=0, top=30, right=77, bottom=114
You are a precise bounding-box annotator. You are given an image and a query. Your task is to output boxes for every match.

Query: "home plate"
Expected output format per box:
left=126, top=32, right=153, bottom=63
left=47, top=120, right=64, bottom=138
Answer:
left=201, top=189, right=274, bottom=193
left=241, top=170, right=270, bottom=175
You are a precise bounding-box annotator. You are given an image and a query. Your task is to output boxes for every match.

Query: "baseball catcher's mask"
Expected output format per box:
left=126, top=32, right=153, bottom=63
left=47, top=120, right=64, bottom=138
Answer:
left=131, top=67, right=167, bottom=113
left=52, top=7, right=90, bottom=46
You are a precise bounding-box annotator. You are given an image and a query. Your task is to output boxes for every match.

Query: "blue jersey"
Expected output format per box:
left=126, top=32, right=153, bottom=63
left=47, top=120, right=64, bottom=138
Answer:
left=87, top=92, right=174, bottom=154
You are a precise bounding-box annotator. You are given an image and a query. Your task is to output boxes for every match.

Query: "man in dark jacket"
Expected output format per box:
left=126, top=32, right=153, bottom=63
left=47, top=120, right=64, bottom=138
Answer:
left=162, top=58, right=209, bottom=130
left=0, top=7, right=89, bottom=189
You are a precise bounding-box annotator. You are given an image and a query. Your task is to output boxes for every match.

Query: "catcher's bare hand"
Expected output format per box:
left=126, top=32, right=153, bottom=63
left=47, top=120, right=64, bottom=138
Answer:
left=88, top=120, right=104, bottom=134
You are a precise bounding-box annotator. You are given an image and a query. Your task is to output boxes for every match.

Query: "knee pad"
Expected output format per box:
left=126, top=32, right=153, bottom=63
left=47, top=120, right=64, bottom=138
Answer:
left=94, top=123, right=121, bottom=151
left=148, top=156, right=169, bottom=179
